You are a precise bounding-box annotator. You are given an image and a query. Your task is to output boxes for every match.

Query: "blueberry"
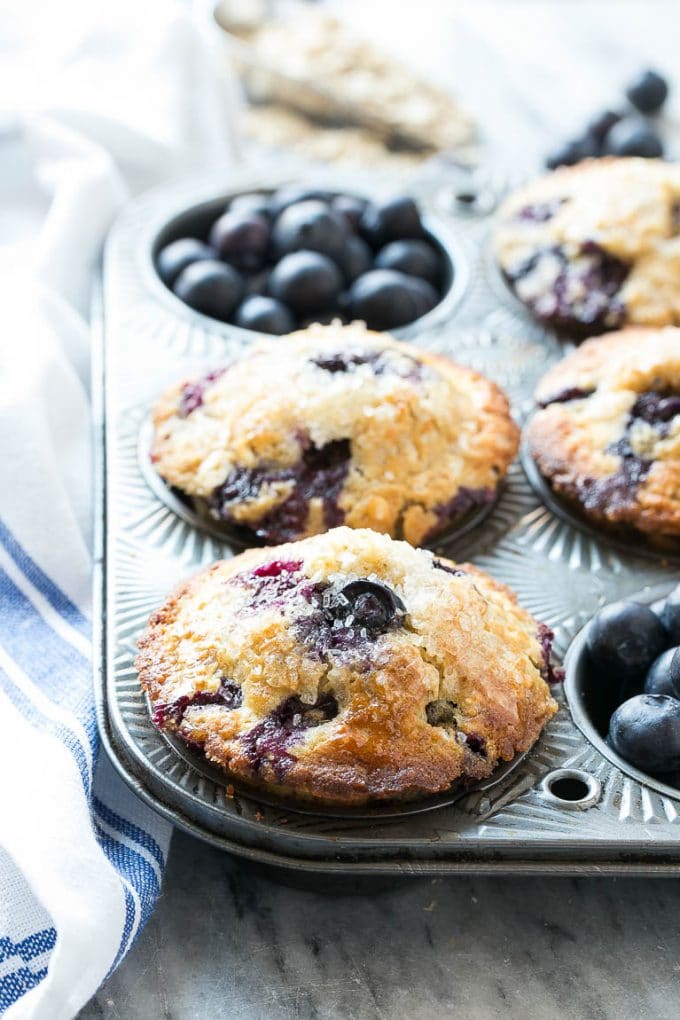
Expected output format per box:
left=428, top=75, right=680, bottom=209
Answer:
left=609, top=694, right=680, bottom=774
left=268, top=250, right=343, bottom=315
left=375, top=239, right=442, bottom=286
left=604, top=117, right=663, bottom=157
left=228, top=192, right=272, bottom=219
left=626, top=69, right=669, bottom=114
left=233, top=295, right=294, bottom=335
left=269, top=186, right=334, bottom=218
left=271, top=200, right=348, bottom=261
left=173, top=260, right=243, bottom=320
left=587, top=109, right=623, bottom=145
left=359, top=196, right=424, bottom=249
left=244, top=267, right=271, bottom=297
left=157, top=238, right=215, bottom=287
left=347, top=269, right=438, bottom=330
left=586, top=600, right=667, bottom=681
left=658, top=585, right=680, bottom=643
left=322, top=579, right=406, bottom=633
left=337, top=235, right=372, bottom=284
left=672, top=648, right=680, bottom=690
left=331, top=194, right=367, bottom=230
left=545, top=134, right=599, bottom=169
left=209, top=211, right=270, bottom=271
left=643, top=648, right=680, bottom=698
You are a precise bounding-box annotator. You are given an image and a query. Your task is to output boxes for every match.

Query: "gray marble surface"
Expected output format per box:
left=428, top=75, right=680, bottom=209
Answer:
left=82, top=2, right=680, bottom=1017
left=80, top=831, right=680, bottom=1020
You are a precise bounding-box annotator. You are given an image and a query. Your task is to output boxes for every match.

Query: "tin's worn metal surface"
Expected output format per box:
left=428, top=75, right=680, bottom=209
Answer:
left=97, top=168, right=679, bottom=874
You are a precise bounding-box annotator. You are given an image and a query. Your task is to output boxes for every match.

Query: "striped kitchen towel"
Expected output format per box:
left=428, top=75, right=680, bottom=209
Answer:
left=0, top=279, right=172, bottom=1019
left=0, top=0, right=238, bottom=1014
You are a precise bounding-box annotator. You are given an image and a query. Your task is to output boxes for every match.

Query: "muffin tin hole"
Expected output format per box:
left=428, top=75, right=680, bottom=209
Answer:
left=564, top=581, right=680, bottom=802
left=145, top=185, right=470, bottom=341
left=138, top=418, right=503, bottom=551
left=541, top=769, right=601, bottom=809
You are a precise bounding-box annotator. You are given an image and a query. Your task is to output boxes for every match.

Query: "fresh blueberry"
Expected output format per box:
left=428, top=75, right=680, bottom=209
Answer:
left=359, top=196, right=424, bottom=249
left=609, top=694, right=680, bottom=774
left=586, top=600, right=667, bottom=681
left=626, top=69, right=669, bottom=114
left=659, top=585, right=680, bottom=643
left=375, top=239, right=442, bottom=287
left=545, top=135, right=598, bottom=169
left=587, top=109, right=623, bottom=144
left=269, top=187, right=335, bottom=218
left=322, top=579, right=406, bottom=634
left=173, top=260, right=243, bottom=320
left=268, top=251, right=343, bottom=315
left=331, top=194, right=367, bottom=230
left=348, top=269, right=438, bottom=330
left=672, top=648, right=680, bottom=690
left=233, top=295, right=294, bottom=335
left=244, top=267, right=271, bottom=297
left=337, top=235, right=372, bottom=284
left=604, top=117, right=663, bottom=157
left=271, top=200, right=348, bottom=261
left=157, top=238, right=215, bottom=287
left=209, top=211, right=270, bottom=271
left=643, top=648, right=680, bottom=698
left=228, top=192, right=272, bottom=219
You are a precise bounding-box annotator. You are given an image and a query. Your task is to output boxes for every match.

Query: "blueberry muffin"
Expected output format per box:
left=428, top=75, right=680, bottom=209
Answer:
left=526, top=326, right=680, bottom=547
left=136, top=527, right=559, bottom=806
left=149, top=322, right=519, bottom=545
left=495, top=158, right=680, bottom=336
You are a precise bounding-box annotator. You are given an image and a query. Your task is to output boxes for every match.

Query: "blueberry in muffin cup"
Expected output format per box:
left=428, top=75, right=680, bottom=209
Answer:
left=148, top=322, right=519, bottom=547
left=136, top=528, right=559, bottom=807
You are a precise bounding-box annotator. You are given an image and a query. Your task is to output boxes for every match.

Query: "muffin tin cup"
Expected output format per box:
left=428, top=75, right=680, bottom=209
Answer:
left=564, top=580, right=680, bottom=803
left=520, top=432, right=680, bottom=567
left=140, top=182, right=472, bottom=346
left=98, top=168, right=680, bottom=876
left=138, top=419, right=504, bottom=552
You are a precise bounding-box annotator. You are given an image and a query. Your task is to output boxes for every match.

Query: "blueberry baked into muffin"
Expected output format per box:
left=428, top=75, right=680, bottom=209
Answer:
left=525, top=326, right=680, bottom=548
left=136, top=528, right=559, bottom=806
left=149, top=322, right=519, bottom=546
left=495, top=158, right=680, bottom=336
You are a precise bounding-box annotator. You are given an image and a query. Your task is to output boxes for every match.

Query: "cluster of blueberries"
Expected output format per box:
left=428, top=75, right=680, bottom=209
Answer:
left=586, top=584, right=680, bottom=782
left=546, top=69, right=669, bottom=169
left=156, top=187, right=448, bottom=334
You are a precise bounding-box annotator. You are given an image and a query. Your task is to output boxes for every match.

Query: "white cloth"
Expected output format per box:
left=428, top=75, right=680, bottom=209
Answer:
left=0, top=2, right=238, bottom=1016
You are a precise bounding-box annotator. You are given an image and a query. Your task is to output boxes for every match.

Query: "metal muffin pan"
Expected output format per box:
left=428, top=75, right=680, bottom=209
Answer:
left=96, top=167, right=680, bottom=874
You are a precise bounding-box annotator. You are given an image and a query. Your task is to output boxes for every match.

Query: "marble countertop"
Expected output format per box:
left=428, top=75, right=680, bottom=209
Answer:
left=81, top=832, right=680, bottom=1019
left=81, top=2, right=680, bottom=1017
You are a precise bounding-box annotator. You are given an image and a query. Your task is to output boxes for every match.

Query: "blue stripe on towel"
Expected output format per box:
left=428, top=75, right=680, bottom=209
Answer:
left=0, top=518, right=89, bottom=635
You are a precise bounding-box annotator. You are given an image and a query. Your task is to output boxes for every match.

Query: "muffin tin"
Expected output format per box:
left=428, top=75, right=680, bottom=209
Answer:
left=95, top=167, right=680, bottom=875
